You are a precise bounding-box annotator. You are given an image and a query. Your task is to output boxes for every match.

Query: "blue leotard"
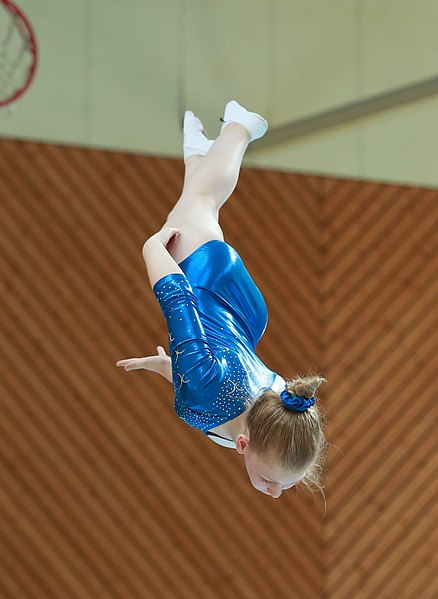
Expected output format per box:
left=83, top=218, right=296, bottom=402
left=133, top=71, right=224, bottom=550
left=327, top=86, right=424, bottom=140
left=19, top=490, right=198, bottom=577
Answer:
left=153, top=240, right=280, bottom=437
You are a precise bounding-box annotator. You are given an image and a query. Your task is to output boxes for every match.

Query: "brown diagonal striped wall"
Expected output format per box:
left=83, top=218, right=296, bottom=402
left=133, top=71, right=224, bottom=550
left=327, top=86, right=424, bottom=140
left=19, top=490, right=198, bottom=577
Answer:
left=0, top=138, right=436, bottom=599
left=322, top=179, right=438, bottom=599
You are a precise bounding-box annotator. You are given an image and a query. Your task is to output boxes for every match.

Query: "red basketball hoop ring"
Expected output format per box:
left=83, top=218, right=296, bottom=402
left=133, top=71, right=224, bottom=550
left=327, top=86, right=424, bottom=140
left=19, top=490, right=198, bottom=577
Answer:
left=0, top=0, right=38, bottom=107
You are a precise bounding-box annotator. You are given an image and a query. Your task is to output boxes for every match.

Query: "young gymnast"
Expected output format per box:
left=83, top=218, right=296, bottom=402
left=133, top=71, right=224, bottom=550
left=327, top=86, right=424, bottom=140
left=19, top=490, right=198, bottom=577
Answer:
left=117, top=101, right=327, bottom=499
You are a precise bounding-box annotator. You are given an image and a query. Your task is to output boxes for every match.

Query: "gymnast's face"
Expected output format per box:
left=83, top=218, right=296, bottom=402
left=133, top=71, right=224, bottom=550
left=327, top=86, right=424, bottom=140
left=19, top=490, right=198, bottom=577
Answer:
left=235, top=434, right=302, bottom=499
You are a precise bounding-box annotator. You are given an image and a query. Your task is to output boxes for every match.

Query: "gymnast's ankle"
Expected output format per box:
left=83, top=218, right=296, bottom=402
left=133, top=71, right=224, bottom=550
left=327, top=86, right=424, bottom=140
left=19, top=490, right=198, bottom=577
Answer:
left=220, top=100, right=268, bottom=142
left=183, top=110, right=214, bottom=162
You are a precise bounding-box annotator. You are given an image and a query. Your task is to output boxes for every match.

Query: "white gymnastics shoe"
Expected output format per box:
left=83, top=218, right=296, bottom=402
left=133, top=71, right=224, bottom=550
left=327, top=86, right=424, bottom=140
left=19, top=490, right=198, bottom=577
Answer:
left=220, top=100, right=268, bottom=142
left=183, top=110, right=214, bottom=162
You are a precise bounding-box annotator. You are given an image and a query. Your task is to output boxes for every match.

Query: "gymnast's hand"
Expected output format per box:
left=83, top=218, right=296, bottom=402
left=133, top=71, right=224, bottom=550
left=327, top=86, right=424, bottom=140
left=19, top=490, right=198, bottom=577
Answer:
left=116, top=346, right=173, bottom=382
left=145, top=227, right=181, bottom=247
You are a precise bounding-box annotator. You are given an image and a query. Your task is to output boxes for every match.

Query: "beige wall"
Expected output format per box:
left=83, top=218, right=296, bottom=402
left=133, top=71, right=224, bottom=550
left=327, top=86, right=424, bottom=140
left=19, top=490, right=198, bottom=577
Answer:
left=1, top=0, right=438, bottom=188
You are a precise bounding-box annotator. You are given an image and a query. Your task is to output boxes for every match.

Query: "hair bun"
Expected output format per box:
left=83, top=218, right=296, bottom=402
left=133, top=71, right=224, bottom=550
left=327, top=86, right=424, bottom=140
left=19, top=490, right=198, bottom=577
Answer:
left=285, top=374, right=326, bottom=399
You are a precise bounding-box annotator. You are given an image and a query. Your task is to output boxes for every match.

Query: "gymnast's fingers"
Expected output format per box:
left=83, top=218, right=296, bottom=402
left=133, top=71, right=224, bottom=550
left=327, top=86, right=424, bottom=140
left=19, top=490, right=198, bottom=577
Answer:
left=116, top=358, right=141, bottom=371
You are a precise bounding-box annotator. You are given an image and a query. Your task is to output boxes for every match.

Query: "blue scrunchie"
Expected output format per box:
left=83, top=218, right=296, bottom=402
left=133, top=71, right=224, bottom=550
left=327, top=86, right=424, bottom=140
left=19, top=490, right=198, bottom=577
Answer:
left=280, top=389, right=316, bottom=412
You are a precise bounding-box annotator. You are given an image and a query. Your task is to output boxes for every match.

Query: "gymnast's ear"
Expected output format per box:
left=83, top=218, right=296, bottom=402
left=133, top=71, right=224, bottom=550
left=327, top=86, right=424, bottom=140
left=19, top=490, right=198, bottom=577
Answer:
left=235, top=433, right=250, bottom=454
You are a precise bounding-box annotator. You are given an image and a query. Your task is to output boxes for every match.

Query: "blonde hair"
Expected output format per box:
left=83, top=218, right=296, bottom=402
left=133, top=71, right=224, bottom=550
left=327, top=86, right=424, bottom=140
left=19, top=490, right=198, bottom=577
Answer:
left=245, top=372, right=327, bottom=492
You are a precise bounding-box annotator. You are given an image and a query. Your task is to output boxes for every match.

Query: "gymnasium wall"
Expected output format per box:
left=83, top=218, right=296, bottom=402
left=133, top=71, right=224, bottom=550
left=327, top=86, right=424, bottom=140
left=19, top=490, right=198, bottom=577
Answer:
left=0, top=139, right=436, bottom=599
left=2, top=0, right=438, bottom=189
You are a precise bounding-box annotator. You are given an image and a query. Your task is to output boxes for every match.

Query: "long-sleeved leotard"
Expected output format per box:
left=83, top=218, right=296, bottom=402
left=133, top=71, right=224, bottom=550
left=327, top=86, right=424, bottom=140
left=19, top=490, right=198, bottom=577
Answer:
left=153, top=240, right=283, bottom=437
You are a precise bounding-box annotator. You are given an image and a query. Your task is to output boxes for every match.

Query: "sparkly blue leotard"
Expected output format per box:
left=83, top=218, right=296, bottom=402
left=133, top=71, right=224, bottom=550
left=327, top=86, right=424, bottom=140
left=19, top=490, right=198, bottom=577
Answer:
left=153, top=240, right=278, bottom=437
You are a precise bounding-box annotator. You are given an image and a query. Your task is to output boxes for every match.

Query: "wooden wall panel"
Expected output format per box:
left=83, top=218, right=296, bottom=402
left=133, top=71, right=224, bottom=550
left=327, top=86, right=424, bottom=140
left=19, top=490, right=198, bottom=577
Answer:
left=322, top=179, right=438, bottom=599
left=0, top=139, right=324, bottom=599
left=0, top=138, right=436, bottom=598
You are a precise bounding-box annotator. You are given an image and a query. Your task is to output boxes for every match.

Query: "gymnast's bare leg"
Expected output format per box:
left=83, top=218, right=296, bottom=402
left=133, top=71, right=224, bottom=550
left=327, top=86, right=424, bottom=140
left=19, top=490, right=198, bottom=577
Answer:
left=164, top=122, right=251, bottom=265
